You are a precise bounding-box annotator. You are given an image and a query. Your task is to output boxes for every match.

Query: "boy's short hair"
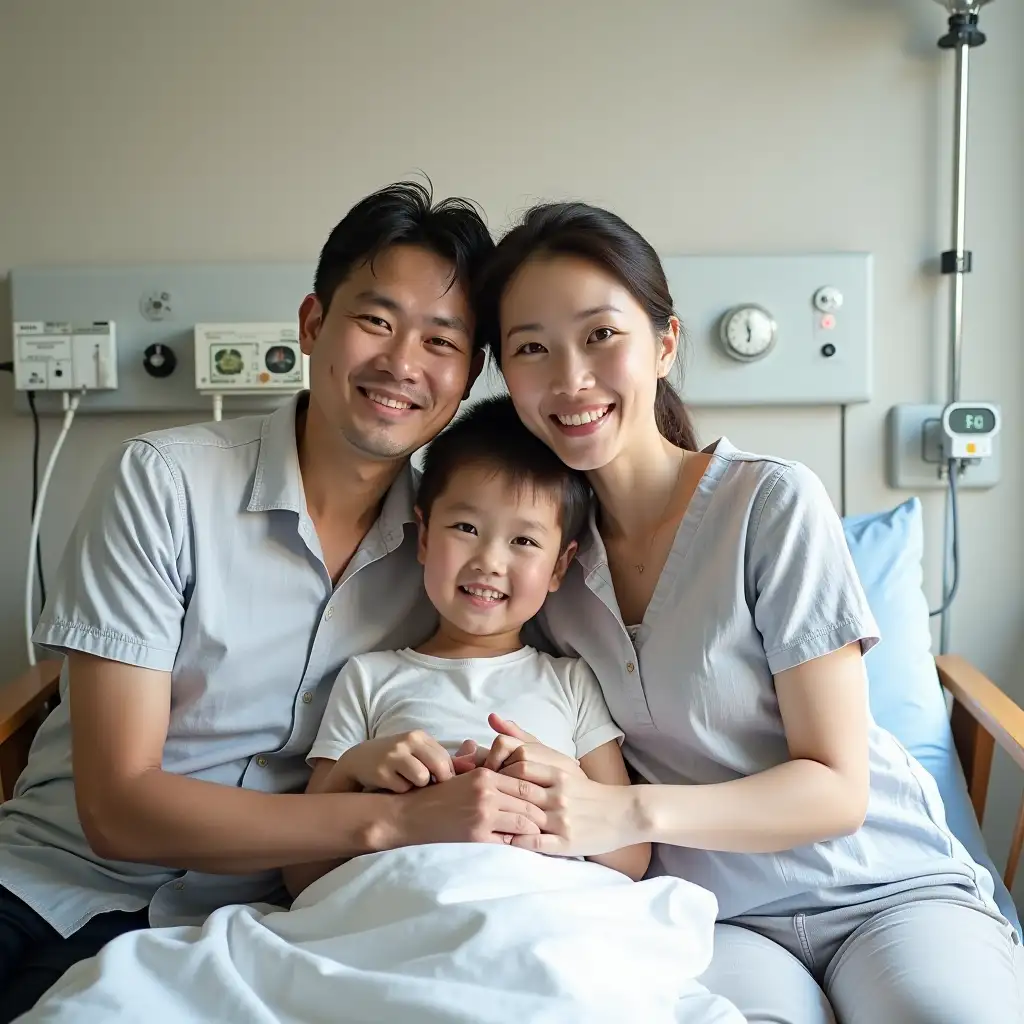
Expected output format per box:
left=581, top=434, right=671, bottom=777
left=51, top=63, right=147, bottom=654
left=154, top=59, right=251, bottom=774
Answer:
left=417, top=396, right=591, bottom=551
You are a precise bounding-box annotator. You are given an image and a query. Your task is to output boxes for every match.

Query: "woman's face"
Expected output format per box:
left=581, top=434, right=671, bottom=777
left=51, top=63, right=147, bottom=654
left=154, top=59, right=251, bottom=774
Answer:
left=498, top=254, right=678, bottom=472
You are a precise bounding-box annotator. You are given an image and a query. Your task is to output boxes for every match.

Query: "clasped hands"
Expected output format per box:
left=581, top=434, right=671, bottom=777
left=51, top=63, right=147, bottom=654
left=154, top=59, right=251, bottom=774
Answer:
left=326, top=715, right=628, bottom=858
left=335, top=713, right=585, bottom=796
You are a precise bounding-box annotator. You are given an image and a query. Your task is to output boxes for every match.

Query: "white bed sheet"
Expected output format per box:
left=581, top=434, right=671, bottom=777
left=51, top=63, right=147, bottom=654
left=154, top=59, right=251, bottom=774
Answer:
left=19, top=844, right=745, bottom=1023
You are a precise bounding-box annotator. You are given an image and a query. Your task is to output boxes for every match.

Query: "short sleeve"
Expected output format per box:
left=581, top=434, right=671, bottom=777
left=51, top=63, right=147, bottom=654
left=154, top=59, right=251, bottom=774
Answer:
left=569, top=658, right=624, bottom=758
left=749, top=463, right=880, bottom=675
left=306, top=659, right=372, bottom=765
left=32, top=440, right=187, bottom=672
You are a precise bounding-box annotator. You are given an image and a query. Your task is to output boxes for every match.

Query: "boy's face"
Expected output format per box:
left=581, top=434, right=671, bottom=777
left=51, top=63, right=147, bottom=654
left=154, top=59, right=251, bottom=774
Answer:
left=416, top=465, right=575, bottom=642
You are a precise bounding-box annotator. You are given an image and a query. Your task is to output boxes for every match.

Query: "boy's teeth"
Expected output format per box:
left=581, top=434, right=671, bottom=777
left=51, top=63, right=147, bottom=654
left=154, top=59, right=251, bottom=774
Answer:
left=367, top=391, right=413, bottom=410
left=463, top=586, right=505, bottom=600
left=557, top=406, right=609, bottom=426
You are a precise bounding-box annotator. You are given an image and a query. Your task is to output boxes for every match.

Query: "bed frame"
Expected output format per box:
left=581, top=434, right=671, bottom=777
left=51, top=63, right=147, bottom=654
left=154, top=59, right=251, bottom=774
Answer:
left=1, top=655, right=1022, bottom=890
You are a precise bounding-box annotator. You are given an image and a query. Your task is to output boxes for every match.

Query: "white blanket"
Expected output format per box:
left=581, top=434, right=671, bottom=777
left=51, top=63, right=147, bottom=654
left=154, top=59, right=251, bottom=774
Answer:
left=21, top=845, right=745, bottom=1024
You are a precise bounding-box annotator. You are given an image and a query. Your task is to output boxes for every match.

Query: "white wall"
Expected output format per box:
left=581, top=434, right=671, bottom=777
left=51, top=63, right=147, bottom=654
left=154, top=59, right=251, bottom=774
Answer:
left=1, top=0, right=1021, bottom=900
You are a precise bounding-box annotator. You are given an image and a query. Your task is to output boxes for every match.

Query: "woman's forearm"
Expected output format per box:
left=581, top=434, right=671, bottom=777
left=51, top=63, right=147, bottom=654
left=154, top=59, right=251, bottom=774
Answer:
left=633, top=759, right=868, bottom=854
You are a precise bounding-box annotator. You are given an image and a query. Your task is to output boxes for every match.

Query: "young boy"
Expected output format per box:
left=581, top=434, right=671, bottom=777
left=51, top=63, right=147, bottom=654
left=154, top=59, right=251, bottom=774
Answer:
left=284, top=396, right=650, bottom=897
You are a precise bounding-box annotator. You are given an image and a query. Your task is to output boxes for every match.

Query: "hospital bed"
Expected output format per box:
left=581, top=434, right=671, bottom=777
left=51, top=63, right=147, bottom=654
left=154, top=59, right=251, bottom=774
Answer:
left=0, top=499, right=1021, bottom=941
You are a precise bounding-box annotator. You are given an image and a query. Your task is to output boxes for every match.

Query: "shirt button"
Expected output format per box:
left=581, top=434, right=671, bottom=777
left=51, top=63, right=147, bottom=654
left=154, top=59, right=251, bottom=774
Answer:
left=174, top=881, right=185, bottom=891
left=256, top=756, right=268, bottom=767
left=626, top=662, right=636, bottom=674
left=325, top=607, right=334, bottom=620
left=301, top=691, right=313, bottom=705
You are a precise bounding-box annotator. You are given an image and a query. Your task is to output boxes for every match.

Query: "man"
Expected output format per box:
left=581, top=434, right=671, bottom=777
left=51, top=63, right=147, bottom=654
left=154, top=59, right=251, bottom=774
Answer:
left=0, top=181, right=548, bottom=1019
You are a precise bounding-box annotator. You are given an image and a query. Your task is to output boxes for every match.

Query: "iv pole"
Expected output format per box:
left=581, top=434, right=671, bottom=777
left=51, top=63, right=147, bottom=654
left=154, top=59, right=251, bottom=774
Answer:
left=932, top=0, right=991, bottom=654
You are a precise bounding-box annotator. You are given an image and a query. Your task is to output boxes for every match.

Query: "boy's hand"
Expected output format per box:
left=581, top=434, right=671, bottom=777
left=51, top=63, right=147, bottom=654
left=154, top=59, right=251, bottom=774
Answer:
left=337, top=732, right=454, bottom=794
left=453, top=714, right=585, bottom=778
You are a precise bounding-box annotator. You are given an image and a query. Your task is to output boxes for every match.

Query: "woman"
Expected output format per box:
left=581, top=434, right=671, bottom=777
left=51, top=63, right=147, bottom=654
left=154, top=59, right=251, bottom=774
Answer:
left=474, top=203, right=1023, bottom=1024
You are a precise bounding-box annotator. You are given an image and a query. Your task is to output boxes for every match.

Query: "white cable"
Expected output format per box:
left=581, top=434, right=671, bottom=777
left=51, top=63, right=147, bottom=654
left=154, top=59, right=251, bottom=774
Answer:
left=212, top=393, right=223, bottom=422
left=25, top=390, right=83, bottom=666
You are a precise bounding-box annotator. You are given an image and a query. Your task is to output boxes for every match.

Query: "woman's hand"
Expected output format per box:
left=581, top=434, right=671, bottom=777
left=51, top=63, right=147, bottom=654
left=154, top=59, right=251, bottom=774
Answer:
left=449, top=719, right=642, bottom=859
left=498, top=757, right=641, bottom=858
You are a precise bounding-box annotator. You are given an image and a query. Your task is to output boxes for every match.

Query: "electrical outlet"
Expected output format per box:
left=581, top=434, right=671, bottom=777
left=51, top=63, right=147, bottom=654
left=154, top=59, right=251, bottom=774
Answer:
left=886, top=403, right=1001, bottom=490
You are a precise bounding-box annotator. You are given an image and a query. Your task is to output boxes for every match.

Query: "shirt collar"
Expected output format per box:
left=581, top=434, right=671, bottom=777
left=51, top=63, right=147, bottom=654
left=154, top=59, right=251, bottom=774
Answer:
left=377, top=461, right=420, bottom=552
left=247, top=393, right=306, bottom=514
left=246, top=391, right=419, bottom=549
left=574, top=505, right=606, bottom=577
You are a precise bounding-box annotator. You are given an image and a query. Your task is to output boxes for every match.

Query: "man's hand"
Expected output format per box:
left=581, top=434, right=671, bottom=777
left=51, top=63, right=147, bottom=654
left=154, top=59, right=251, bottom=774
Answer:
left=337, top=731, right=455, bottom=794
left=383, top=766, right=550, bottom=848
left=452, top=714, right=585, bottom=778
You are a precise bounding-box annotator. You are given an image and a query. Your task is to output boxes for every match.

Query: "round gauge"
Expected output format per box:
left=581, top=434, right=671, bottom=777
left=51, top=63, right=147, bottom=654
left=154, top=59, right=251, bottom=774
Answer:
left=214, top=348, right=244, bottom=375
left=265, top=345, right=297, bottom=374
left=719, top=305, right=778, bottom=362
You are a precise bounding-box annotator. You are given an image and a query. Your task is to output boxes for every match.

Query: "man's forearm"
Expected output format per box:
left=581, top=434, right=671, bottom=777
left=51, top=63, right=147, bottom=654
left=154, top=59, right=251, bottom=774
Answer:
left=79, top=768, right=400, bottom=874
left=279, top=759, right=363, bottom=896
left=282, top=856, right=349, bottom=899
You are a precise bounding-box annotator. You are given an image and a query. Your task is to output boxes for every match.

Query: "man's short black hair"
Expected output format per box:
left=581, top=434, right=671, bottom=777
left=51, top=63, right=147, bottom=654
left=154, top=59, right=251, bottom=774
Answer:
left=314, top=179, right=494, bottom=350
left=417, top=396, right=591, bottom=552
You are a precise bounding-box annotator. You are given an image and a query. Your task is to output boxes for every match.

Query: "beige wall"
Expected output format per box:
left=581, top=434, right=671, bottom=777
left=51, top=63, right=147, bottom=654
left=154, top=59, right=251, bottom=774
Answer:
left=1, top=0, right=1021, bottom=900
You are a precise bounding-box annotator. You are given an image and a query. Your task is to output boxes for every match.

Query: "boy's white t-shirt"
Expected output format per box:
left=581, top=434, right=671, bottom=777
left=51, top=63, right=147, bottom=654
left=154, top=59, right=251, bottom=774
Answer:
left=308, top=646, right=623, bottom=765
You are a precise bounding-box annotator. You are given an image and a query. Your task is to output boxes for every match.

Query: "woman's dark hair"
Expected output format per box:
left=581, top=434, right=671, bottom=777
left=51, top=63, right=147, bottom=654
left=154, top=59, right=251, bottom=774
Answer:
left=314, top=179, right=494, bottom=350
left=475, top=202, right=698, bottom=449
left=417, top=396, right=591, bottom=552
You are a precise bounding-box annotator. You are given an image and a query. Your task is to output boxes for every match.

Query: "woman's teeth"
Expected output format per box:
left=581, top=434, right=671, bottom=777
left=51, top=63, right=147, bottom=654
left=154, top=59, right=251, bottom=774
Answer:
left=556, top=406, right=611, bottom=427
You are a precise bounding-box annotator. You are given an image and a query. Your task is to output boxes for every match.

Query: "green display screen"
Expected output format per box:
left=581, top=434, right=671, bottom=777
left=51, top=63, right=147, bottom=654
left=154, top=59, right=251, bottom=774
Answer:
left=947, top=406, right=996, bottom=434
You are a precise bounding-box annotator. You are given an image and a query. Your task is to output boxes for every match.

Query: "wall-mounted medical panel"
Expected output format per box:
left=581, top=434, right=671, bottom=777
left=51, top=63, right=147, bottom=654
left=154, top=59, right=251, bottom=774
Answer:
left=663, top=253, right=872, bottom=407
left=9, top=253, right=872, bottom=416
left=10, top=264, right=314, bottom=416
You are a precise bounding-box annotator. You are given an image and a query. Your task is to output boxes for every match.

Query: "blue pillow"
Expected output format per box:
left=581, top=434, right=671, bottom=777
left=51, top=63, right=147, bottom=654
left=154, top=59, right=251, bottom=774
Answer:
left=842, top=497, right=1020, bottom=936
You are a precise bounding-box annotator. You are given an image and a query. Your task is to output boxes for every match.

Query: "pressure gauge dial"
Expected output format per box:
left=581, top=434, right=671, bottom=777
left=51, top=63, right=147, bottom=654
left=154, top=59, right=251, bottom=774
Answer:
left=719, top=304, right=778, bottom=362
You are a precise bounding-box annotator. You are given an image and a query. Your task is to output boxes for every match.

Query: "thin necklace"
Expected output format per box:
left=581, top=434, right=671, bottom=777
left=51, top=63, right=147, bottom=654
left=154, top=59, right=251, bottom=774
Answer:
left=606, top=455, right=688, bottom=575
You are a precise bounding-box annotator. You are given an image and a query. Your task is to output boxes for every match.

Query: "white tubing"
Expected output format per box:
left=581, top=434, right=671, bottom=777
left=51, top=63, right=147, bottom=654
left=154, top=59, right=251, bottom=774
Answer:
left=25, top=391, right=82, bottom=666
left=212, top=393, right=223, bottom=422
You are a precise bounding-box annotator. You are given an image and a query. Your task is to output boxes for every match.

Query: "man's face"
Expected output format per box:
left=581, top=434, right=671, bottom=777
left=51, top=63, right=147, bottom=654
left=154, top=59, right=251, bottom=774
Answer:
left=299, top=245, right=481, bottom=461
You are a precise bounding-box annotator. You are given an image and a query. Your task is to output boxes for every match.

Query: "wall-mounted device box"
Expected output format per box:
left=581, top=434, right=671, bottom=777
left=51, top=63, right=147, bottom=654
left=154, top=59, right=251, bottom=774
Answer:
left=941, top=401, right=1000, bottom=460
left=194, top=322, right=307, bottom=394
left=886, top=402, right=1001, bottom=490
left=13, top=321, right=118, bottom=392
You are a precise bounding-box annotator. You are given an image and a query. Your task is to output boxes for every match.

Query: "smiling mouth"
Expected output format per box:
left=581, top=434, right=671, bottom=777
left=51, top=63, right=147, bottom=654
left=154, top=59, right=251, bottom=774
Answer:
left=359, top=387, right=420, bottom=411
left=459, top=585, right=508, bottom=603
left=552, top=405, right=614, bottom=427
